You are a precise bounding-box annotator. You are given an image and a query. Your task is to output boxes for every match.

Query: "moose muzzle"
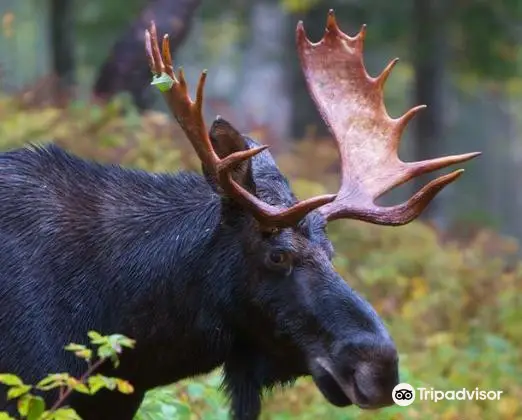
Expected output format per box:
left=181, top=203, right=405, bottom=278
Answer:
left=310, top=336, right=399, bottom=409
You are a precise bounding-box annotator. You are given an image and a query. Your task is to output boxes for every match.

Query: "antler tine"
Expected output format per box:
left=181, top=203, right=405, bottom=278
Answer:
left=297, top=10, right=481, bottom=226
left=145, top=22, right=336, bottom=229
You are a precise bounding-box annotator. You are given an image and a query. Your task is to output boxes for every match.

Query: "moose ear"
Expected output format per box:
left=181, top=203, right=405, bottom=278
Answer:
left=204, top=117, right=256, bottom=194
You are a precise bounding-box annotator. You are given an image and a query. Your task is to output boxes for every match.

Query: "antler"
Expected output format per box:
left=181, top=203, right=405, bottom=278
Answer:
left=297, top=10, right=481, bottom=225
left=145, top=22, right=335, bottom=228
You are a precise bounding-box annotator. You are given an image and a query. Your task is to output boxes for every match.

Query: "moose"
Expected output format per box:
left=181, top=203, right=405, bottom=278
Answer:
left=0, top=9, right=479, bottom=420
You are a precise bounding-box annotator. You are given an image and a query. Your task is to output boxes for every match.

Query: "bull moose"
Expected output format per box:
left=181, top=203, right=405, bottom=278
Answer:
left=0, top=9, right=479, bottom=420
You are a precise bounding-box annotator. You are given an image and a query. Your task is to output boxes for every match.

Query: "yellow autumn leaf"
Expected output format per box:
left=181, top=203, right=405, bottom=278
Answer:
left=116, top=379, right=134, bottom=394
left=411, top=276, right=429, bottom=299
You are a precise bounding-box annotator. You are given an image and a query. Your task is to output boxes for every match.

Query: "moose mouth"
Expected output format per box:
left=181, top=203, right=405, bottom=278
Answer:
left=310, top=357, right=381, bottom=409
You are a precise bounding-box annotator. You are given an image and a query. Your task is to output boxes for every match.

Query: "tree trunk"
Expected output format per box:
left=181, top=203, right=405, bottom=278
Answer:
left=411, top=0, right=449, bottom=223
left=235, top=0, right=292, bottom=151
left=50, top=0, right=76, bottom=104
left=92, top=0, right=202, bottom=110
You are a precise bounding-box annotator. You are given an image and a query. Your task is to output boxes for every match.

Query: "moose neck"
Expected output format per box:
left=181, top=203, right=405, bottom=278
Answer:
left=89, top=172, right=253, bottom=388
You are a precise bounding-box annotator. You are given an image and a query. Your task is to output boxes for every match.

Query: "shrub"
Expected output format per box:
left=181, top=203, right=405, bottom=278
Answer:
left=0, top=332, right=135, bottom=420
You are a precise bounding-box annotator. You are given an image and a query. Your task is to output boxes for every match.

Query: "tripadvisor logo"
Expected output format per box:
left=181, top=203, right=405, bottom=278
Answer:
left=392, top=383, right=415, bottom=406
left=417, top=387, right=503, bottom=402
left=392, top=383, right=504, bottom=406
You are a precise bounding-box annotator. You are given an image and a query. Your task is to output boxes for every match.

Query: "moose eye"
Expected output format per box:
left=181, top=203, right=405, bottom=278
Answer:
left=266, top=250, right=292, bottom=270
left=270, top=251, right=286, bottom=264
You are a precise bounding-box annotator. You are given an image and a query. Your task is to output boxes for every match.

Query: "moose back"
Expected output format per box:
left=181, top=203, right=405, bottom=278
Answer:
left=0, top=9, right=479, bottom=420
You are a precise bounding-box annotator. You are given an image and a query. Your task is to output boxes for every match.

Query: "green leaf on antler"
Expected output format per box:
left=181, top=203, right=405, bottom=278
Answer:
left=151, top=73, right=174, bottom=92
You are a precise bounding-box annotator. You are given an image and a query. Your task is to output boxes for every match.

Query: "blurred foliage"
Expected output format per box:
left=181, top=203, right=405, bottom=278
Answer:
left=452, top=0, right=521, bottom=80
left=0, top=94, right=521, bottom=419
left=0, top=332, right=135, bottom=420
left=335, top=0, right=522, bottom=81
left=4, top=0, right=519, bottom=90
left=280, top=0, right=322, bottom=14
left=75, top=0, right=145, bottom=66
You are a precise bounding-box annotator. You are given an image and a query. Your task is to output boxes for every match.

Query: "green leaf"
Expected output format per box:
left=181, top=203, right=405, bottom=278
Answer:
left=119, top=338, right=136, bottom=349
left=26, top=396, right=46, bottom=420
left=77, top=349, right=92, bottom=361
left=107, top=334, right=135, bottom=350
left=72, top=382, right=91, bottom=395
left=87, top=375, right=116, bottom=394
left=17, top=393, right=30, bottom=416
left=0, top=413, right=17, bottom=420
left=17, top=393, right=43, bottom=417
left=7, top=384, right=32, bottom=400
left=110, top=354, right=120, bottom=369
left=101, top=376, right=116, bottom=391
left=151, top=73, right=174, bottom=92
left=49, top=407, right=82, bottom=420
left=97, top=344, right=115, bottom=360
left=87, top=331, right=105, bottom=345
left=36, top=374, right=69, bottom=391
left=63, top=343, right=86, bottom=352
left=87, top=375, right=106, bottom=395
left=0, top=374, right=24, bottom=387
left=64, top=344, right=92, bottom=361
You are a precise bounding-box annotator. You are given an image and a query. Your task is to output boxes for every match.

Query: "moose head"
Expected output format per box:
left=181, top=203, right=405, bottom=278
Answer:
left=141, top=8, right=479, bottom=418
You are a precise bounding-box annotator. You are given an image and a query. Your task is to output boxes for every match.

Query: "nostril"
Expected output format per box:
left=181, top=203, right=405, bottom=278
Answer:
left=353, top=362, right=386, bottom=401
left=353, top=359, right=398, bottom=406
left=352, top=376, right=372, bottom=406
